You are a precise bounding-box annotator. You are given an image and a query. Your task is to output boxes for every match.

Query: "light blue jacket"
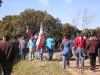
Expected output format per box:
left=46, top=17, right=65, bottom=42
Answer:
left=46, top=38, right=55, bottom=49
left=28, top=39, right=36, bottom=46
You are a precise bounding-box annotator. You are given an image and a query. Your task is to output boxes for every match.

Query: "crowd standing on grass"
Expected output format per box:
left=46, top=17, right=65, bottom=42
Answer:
left=0, top=31, right=100, bottom=75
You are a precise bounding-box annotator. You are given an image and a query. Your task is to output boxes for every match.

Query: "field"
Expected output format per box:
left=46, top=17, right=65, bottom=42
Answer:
left=2, top=49, right=100, bottom=75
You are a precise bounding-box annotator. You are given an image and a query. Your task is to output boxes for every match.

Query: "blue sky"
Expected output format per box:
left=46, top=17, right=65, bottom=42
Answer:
left=0, top=0, right=100, bottom=30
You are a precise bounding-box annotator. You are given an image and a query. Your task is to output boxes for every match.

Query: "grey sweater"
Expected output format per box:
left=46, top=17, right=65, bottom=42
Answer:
left=19, top=40, right=27, bottom=48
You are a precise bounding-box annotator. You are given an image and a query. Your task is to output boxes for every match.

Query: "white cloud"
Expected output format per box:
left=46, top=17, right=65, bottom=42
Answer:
left=39, top=0, right=49, bottom=6
left=65, top=0, right=72, bottom=4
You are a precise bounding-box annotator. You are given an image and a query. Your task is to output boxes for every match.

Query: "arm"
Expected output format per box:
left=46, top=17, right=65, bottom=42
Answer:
left=60, top=42, right=63, bottom=51
left=85, top=40, right=91, bottom=52
left=73, top=38, right=78, bottom=50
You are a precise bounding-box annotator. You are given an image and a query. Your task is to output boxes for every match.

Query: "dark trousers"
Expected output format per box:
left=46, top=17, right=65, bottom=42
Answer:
left=98, top=49, right=100, bottom=64
left=1, top=62, right=13, bottom=75
left=48, top=49, right=54, bottom=60
left=89, top=53, right=96, bottom=68
left=0, top=64, right=2, bottom=75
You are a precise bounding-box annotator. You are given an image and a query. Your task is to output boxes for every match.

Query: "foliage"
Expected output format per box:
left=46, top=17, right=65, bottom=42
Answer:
left=0, top=8, right=59, bottom=38
left=83, top=27, right=100, bottom=37
left=0, top=8, right=98, bottom=39
left=0, top=15, right=18, bottom=38
left=61, top=23, right=79, bottom=39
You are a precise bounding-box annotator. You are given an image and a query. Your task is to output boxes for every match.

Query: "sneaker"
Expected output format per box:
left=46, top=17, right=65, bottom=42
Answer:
left=79, top=67, right=84, bottom=71
left=90, top=70, right=96, bottom=72
left=74, top=66, right=78, bottom=69
left=90, top=70, right=93, bottom=72
left=90, top=68, right=95, bottom=72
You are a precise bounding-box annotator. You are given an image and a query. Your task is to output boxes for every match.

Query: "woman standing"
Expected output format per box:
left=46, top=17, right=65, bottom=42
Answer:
left=85, top=36, right=100, bottom=72
left=60, top=35, right=71, bottom=69
left=28, top=37, right=37, bottom=61
left=72, top=33, right=86, bottom=70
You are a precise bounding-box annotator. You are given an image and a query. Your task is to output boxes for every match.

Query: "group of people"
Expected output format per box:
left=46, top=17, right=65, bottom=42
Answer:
left=60, top=32, right=100, bottom=72
left=18, top=35, right=55, bottom=61
left=0, top=31, right=100, bottom=75
left=0, top=34, right=56, bottom=75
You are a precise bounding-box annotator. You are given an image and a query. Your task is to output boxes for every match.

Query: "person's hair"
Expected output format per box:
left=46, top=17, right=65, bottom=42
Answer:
left=21, top=36, right=24, bottom=40
left=3, top=35, right=9, bottom=41
left=77, top=33, right=80, bottom=36
left=48, top=35, right=52, bottom=38
left=66, top=35, right=69, bottom=39
left=68, top=35, right=71, bottom=39
left=89, top=36, right=93, bottom=40
left=92, top=36, right=98, bottom=40
left=79, top=33, right=84, bottom=37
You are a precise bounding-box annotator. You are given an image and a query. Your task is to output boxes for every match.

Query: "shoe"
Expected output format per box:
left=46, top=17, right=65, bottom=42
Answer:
left=80, top=67, right=84, bottom=71
left=74, top=66, right=78, bottom=69
left=90, top=68, right=95, bottom=72
left=29, top=59, right=32, bottom=61
left=90, top=69, right=95, bottom=72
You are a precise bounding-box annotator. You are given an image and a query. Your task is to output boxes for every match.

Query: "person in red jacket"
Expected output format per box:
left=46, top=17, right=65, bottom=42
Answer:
left=72, top=33, right=86, bottom=70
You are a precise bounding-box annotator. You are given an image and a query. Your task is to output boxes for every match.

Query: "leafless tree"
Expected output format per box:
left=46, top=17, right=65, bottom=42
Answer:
left=72, top=8, right=96, bottom=31
left=82, top=8, right=95, bottom=30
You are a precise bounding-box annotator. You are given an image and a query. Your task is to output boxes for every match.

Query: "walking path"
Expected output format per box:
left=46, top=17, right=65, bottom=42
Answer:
left=53, top=52, right=100, bottom=75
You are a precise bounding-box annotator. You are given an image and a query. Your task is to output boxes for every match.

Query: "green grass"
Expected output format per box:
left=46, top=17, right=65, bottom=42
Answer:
left=12, top=51, right=70, bottom=75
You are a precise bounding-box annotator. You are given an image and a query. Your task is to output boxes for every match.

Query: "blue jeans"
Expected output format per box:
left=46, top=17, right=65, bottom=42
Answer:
left=48, top=49, right=54, bottom=59
left=38, top=47, right=44, bottom=61
left=29, top=52, right=34, bottom=60
left=62, top=54, right=70, bottom=68
left=75, top=47, right=86, bottom=67
left=20, top=48, right=26, bottom=60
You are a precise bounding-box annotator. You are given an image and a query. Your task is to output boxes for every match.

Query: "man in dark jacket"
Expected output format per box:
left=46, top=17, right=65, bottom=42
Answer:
left=0, top=35, right=16, bottom=75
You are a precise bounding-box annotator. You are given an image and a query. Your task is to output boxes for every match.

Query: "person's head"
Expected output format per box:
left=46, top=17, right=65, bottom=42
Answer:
left=76, top=32, right=80, bottom=37
left=21, top=36, right=24, bottom=40
left=48, top=35, right=52, bottom=38
left=79, top=33, right=84, bottom=38
left=89, top=36, right=93, bottom=40
left=63, top=34, right=69, bottom=39
left=92, top=36, right=98, bottom=40
left=66, top=35, right=69, bottom=39
left=68, top=35, right=71, bottom=39
left=3, top=35, right=9, bottom=41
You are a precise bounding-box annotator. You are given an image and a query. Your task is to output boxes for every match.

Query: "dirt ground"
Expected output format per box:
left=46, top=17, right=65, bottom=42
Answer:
left=54, top=55, right=100, bottom=75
